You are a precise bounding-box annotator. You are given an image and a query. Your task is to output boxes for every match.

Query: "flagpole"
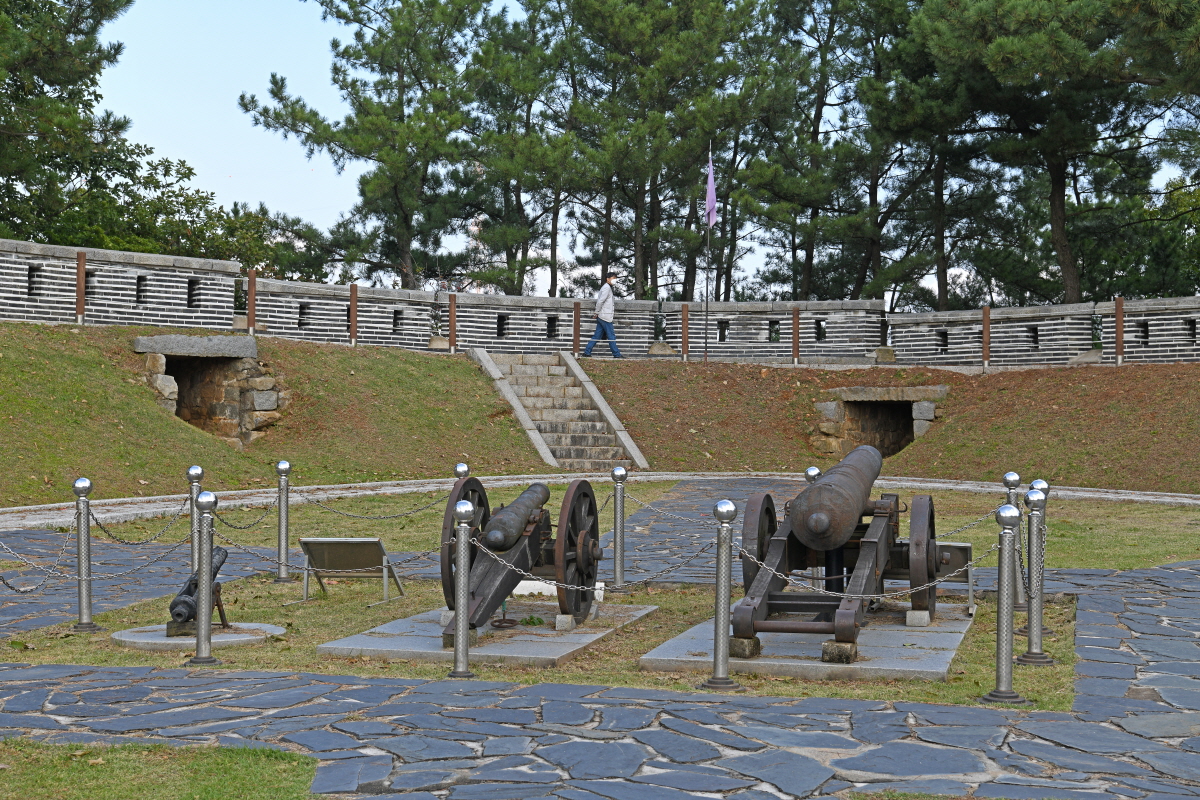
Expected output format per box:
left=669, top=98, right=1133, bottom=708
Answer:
left=704, top=225, right=710, bottom=364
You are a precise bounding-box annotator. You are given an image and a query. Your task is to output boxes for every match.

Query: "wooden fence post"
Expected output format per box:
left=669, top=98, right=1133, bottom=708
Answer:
left=75, top=252, right=86, bottom=324
left=573, top=301, right=581, bottom=355
left=247, top=269, right=257, bottom=334
left=448, top=293, right=457, bottom=353
left=791, top=308, right=800, bottom=365
left=349, top=283, right=358, bottom=347
left=681, top=303, right=689, bottom=362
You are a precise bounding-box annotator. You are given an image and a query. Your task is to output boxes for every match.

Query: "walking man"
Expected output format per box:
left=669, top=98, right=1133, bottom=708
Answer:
left=583, top=272, right=623, bottom=358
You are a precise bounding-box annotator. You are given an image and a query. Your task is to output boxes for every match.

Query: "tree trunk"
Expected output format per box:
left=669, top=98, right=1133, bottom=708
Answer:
left=633, top=181, right=646, bottom=299
left=648, top=172, right=660, bottom=299
left=723, top=198, right=737, bottom=301
left=1047, top=154, right=1081, bottom=303
left=549, top=189, right=560, bottom=297
left=933, top=144, right=948, bottom=311
left=682, top=196, right=698, bottom=301
left=802, top=207, right=816, bottom=300
left=851, top=159, right=880, bottom=300
left=601, top=179, right=613, bottom=272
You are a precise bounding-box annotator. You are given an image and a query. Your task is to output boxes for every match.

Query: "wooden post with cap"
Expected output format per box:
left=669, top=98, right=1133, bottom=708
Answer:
left=448, top=293, right=457, bottom=354
left=349, top=283, right=358, bottom=346
left=75, top=252, right=86, bottom=324
left=247, top=269, right=257, bottom=334
left=1115, top=296, right=1124, bottom=366
left=681, top=303, right=689, bottom=362
left=791, top=308, right=800, bottom=365
left=573, top=301, right=581, bottom=355
left=982, top=305, right=991, bottom=370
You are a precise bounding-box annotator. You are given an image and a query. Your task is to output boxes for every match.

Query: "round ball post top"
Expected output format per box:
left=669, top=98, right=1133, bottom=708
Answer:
left=453, top=499, right=475, bottom=524
left=611, top=466, right=628, bottom=484
left=454, top=463, right=470, bottom=479
left=72, top=477, right=93, bottom=497
left=1030, top=478, right=1049, bottom=495
left=195, top=491, right=218, bottom=513
left=186, top=465, right=204, bottom=483
left=713, top=499, right=738, bottom=524
left=1002, top=472, right=1021, bottom=490
left=276, top=460, right=292, bottom=476
left=804, top=466, right=822, bottom=484
left=1024, top=489, right=1047, bottom=511
left=996, top=503, right=1021, bottom=528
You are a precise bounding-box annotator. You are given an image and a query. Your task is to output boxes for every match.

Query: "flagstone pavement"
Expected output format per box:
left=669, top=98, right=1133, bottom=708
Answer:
left=2, top=479, right=1200, bottom=797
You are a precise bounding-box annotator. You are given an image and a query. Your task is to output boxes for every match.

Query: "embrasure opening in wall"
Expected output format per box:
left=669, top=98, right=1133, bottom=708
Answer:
left=842, top=401, right=915, bottom=457
left=165, top=356, right=242, bottom=437
left=546, top=316, right=559, bottom=339
left=717, top=320, right=729, bottom=342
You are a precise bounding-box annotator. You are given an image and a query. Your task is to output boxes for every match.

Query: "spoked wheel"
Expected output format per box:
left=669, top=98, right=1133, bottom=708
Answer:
left=740, top=493, right=777, bottom=592
left=441, top=477, right=490, bottom=609
left=555, top=479, right=602, bottom=623
left=909, top=494, right=937, bottom=616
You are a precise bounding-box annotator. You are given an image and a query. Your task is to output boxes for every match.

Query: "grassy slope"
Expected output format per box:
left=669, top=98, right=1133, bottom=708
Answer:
left=0, top=322, right=547, bottom=506
left=587, top=360, right=1200, bottom=494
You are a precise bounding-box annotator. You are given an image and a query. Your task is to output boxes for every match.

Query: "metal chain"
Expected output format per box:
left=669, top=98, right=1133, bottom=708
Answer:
left=1015, top=515, right=1032, bottom=597
left=737, top=539, right=1000, bottom=600
left=307, top=493, right=447, bottom=521
left=213, top=499, right=278, bottom=530
left=598, top=492, right=614, bottom=514
left=468, top=537, right=601, bottom=592
left=625, top=493, right=713, bottom=524
left=210, top=528, right=438, bottom=573
left=606, top=540, right=719, bottom=591
left=89, top=499, right=188, bottom=545
left=0, top=525, right=76, bottom=593
left=84, top=538, right=193, bottom=578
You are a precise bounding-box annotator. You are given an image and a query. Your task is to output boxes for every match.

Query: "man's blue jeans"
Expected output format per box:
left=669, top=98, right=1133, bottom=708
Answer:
left=583, top=319, right=623, bottom=357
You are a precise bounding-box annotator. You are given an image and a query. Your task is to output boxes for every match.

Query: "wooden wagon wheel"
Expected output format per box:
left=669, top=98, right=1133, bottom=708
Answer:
left=908, top=494, right=937, bottom=616
left=555, top=479, right=602, bottom=623
left=440, top=477, right=490, bottom=610
left=740, top=493, right=777, bottom=592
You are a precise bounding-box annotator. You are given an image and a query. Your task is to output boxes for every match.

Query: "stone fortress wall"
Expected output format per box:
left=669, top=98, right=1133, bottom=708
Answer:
left=4, top=237, right=1199, bottom=369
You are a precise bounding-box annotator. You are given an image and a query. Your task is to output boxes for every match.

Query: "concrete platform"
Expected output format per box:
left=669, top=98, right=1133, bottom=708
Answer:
left=111, top=623, right=286, bottom=651
left=640, top=602, right=974, bottom=681
left=317, top=600, right=656, bottom=667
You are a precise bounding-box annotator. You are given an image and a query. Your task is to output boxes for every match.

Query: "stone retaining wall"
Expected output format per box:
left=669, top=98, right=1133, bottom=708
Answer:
left=4, top=237, right=1198, bottom=368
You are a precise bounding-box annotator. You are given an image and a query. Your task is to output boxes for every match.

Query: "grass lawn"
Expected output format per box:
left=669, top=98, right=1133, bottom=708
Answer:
left=0, top=739, right=317, bottom=800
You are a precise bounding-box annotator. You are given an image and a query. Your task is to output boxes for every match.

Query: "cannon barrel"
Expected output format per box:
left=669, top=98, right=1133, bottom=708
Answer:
left=169, top=546, right=228, bottom=623
left=483, top=483, right=551, bottom=551
left=790, top=445, right=882, bottom=551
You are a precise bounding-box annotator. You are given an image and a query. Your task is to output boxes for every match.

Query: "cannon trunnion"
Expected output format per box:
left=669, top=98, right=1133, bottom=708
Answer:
left=440, top=477, right=603, bottom=640
left=733, top=445, right=941, bottom=663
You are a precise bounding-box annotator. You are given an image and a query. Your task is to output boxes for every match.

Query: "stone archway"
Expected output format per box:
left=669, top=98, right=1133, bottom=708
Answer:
left=811, top=385, right=948, bottom=458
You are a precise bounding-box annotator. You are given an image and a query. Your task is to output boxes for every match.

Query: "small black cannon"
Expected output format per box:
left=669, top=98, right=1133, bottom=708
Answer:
left=733, top=445, right=953, bottom=663
left=167, top=545, right=231, bottom=636
left=440, top=477, right=602, bottom=640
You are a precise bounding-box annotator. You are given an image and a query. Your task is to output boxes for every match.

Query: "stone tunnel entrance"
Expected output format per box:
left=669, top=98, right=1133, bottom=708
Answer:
left=842, top=401, right=914, bottom=457
left=811, top=385, right=948, bottom=459
left=135, top=335, right=285, bottom=449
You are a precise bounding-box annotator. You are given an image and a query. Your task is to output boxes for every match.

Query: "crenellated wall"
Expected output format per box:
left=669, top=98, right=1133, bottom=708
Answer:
left=4, top=237, right=1198, bottom=368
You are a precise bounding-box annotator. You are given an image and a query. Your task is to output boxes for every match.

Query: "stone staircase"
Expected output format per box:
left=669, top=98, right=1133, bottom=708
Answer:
left=489, top=353, right=634, bottom=472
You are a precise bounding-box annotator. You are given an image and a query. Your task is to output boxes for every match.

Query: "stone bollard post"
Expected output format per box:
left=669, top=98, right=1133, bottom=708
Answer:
left=187, top=465, right=204, bottom=573
left=1003, top=472, right=1029, bottom=612
left=701, top=500, right=741, bottom=691
left=1016, top=488, right=1054, bottom=665
left=275, top=461, right=291, bottom=583
left=612, top=466, right=627, bottom=588
left=449, top=499, right=476, bottom=679
left=982, top=504, right=1029, bottom=704
left=72, top=478, right=102, bottom=633
left=187, top=491, right=220, bottom=666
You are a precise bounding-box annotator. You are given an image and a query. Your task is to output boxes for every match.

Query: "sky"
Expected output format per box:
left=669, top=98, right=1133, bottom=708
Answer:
left=99, top=0, right=367, bottom=229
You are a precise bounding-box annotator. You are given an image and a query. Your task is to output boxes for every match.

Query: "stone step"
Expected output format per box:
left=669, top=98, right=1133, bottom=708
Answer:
left=540, top=433, right=618, bottom=448
left=556, top=458, right=634, bottom=472
left=508, top=364, right=550, bottom=377
left=534, top=421, right=610, bottom=435
left=525, top=408, right=602, bottom=423
left=510, top=384, right=584, bottom=400
left=521, top=396, right=591, bottom=411
left=507, top=374, right=577, bottom=388
left=549, top=446, right=628, bottom=461
left=489, top=353, right=527, bottom=365
left=517, top=354, right=561, bottom=366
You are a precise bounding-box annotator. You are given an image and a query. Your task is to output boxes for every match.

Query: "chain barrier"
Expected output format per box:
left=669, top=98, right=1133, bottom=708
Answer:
left=307, top=493, right=447, bottom=521
left=0, top=524, right=76, bottom=594
left=84, top=538, right=193, bottom=579
left=213, top=499, right=279, bottom=530
left=468, top=536, right=605, bottom=593
left=210, top=528, right=439, bottom=574
left=88, top=499, right=189, bottom=545
left=1015, top=515, right=1032, bottom=597
left=625, top=493, right=713, bottom=525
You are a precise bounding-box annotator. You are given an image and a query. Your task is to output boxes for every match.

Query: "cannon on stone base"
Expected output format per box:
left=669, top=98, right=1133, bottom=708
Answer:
left=166, top=545, right=231, bottom=636
left=440, top=477, right=602, bottom=644
left=733, top=445, right=951, bottom=663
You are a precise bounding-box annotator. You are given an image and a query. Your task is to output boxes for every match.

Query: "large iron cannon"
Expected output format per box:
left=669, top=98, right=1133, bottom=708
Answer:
left=733, top=445, right=957, bottom=663
left=440, top=477, right=602, bottom=640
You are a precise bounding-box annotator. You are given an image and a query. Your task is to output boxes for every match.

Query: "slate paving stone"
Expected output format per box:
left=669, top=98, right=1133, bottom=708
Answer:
left=794, top=698, right=886, bottom=713
left=1145, top=662, right=1200, bottom=677
left=409, top=680, right=515, bottom=694
left=1136, top=750, right=1200, bottom=781
left=450, top=784, right=557, bottom=800
left=77, top=687, right=153, bottom=704
left=363, top=702, right=442, bottom=717
left=3, top=690, right=49, bottom=712
left=719, top=750, right=834, bottom=797
left=895, top=703, right=1010, bottom=726
left=984, top=749, right=1049, bottom=776
left=1114, top=778, right=1200, bottom=796
left=1008, top=739, right=1154, bottom=775
left=665, top=706, right=729, bottom=726
left=538, top=741, right=650, bottom=779
left=568, top=778, right=716, bottom=800
left=371, top=735, right=474, bottom=760
left=383, top=768, right=460, bottom=791
left=481, top=737, right=534, bottom=756
left=280, top=729, right=362, bottom=752
left=1133, top=640, right=1200, bottom=661
left=1118, top=712, right=1200, bottom=738
left=737, top=711, right=833, bottom=729
left=445, top=708, right=537, bottom=724
left=332, top=720, right=398, bottom=738
left=542, top=702, right=593, bottom=726
left=311, top=759, right=371, bottom=794
left=1073, top=696, right=1172, bottom=718
left=1077, top=647, right=1146, bottom=664
left=511, top=685, right=606, bottom=700
left=723, top=726, right=859, bottom=749
left=631, top=768, right=756, bottom=791
left=0, top=712, right=64, bottom=729
left=1077, top=662, right=1139, bottom=679
left=975, top=783, right=1110, bottom=799
left=833, top=742, right=988, bottom=778
left=659, top=718, right=764, bottom=750
left=629, top=729, right=721, bottom=763
left=58, top=704, right=126, bottom=718
left=914, top=725, right=1007, bottom=750
left=849, top=711, right=910, bottom=743
left=1156, top=688, right=1200, bottom=709
left=1076, top=678, right=1135, bottom=697
left=216, top=736, right=287, bottom=750
left=45, top=692, right=78, bottom=705
left=234, top=687, right=336, bottom=709
left=1019, top=721, right=1171, bottom=753
left=248, top=715, right=348, bottom=736
left=595, top=707, right=657, bottom=731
